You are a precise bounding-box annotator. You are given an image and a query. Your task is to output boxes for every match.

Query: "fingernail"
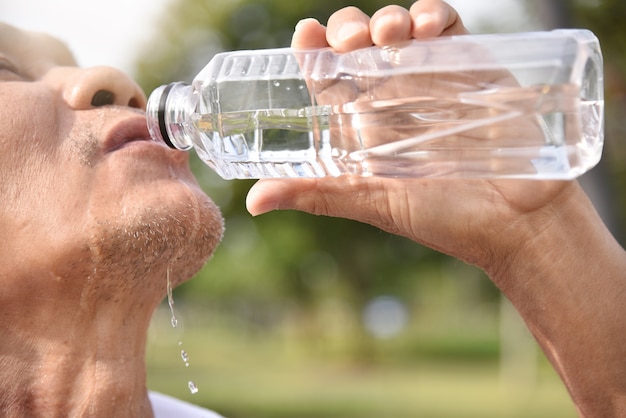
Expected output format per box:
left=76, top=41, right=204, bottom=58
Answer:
left=335, top=21, right=367, bottom=43
left=295, top=17, right=320, bottom=31
left=247, top=201, right=277, bottom=217
left=414, top=13, right=434, bottom=30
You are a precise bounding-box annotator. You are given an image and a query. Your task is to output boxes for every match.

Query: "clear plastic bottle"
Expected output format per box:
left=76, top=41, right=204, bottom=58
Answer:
left=146, top=29, right=604, bottom=180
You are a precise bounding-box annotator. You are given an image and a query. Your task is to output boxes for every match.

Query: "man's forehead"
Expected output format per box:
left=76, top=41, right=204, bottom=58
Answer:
left=0, top=22, right=77, bottom=73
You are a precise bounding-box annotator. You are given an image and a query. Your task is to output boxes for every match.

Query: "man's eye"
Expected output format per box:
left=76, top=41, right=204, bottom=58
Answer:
left=0, top=58, right=22, bottom=81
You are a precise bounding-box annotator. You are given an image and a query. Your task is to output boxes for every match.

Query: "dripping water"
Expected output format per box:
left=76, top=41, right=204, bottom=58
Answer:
left=166, top=268, right=198, bottom=394
left=181, top=349, right=190, bottom=367
left=166, top=268, right=178, bottom=328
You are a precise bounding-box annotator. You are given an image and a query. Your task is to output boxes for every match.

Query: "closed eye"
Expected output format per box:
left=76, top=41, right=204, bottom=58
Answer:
left=0, top=57, right=23, bottom=81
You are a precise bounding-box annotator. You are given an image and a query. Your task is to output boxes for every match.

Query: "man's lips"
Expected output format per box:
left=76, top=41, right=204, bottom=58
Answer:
left=103, top=116, right=159, bottom=153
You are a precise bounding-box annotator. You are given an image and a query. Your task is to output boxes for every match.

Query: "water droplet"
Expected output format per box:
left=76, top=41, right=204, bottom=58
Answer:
left=188, top=381, right=199, bottom=394
left=166, top=269, right=196, bottom=394
left=181, top=349, right=190, bottom=367
left=273, top=80, right=280, bottom=87
left=166, top=269, right=178, bottom=328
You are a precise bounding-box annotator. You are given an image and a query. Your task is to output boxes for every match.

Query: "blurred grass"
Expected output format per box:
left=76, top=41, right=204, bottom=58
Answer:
left=147, top=304, right=577, bottom=418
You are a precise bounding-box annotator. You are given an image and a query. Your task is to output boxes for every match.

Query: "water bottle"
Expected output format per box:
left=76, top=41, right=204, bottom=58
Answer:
left=146, top=29, right=604, bottom=180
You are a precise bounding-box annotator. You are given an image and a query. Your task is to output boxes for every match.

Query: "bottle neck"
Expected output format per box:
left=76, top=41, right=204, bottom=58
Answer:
left=146, top=82, right=194, bottom=151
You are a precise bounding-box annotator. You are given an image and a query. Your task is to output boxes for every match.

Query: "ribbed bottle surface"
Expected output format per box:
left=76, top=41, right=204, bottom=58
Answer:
left=147, top=30, right=604, bottom=180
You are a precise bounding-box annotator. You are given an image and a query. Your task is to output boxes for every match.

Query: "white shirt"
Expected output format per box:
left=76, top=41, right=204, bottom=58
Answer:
left=149, top=391, right=225, bottom=418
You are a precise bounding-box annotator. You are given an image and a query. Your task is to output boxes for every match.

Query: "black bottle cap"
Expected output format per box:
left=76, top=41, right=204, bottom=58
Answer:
left=158, top=83, right=176, bottom=149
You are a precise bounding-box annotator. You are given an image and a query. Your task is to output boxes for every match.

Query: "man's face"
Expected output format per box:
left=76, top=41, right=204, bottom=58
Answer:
left=0, top=23, right=223, bottom=300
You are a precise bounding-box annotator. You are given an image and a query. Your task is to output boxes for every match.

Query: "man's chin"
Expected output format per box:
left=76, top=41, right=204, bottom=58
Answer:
left=167, top=195, right=224, bottom=287
left=84, top=187, right=224, bottom=297
left=155, top=188, right=224, bottom=287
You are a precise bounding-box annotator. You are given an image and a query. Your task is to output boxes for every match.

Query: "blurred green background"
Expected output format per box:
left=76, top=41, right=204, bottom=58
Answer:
left=137, top=0, right=626, bottom=417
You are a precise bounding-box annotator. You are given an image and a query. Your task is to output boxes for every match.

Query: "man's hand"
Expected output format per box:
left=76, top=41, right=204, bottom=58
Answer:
left=246, top=0, right=572, bottom=277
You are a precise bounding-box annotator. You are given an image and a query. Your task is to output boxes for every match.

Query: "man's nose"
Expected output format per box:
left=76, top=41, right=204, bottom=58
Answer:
left=47, top=65, right=147, bottom=110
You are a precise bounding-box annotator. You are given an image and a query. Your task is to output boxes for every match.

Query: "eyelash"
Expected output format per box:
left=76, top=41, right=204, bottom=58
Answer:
left=0, top=57, right=22, bottom=79
left=0, top=59, right=15, bottom=71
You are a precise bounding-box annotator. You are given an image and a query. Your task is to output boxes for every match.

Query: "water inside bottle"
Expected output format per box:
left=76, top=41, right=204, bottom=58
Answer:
left=190, top=79, right=602, bottom=179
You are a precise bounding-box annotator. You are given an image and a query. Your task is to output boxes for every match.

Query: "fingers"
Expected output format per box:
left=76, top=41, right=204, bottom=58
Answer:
left=292, top=7, right=375, bottom=52
left=326, top=6, right=373, bottom=52
left=292, top=1, right=467, bottom=53
left=247, top=178, right=329, bottom=217
left=370, top=5, right=413, bottom=45
left=247, top=177, right=373, bottom=220
left=246, top=176, right=410, bottom=240
left=409, top=0, right=468, bottom=38
left=291, top=18, right=329, bottom=49
left=325, top=5, right=412, bottom=50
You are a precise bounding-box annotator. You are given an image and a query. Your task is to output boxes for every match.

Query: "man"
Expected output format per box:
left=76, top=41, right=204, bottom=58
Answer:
left=1, top=1, right=625, bottom=417
left=0, top=22, right=223, bottom=417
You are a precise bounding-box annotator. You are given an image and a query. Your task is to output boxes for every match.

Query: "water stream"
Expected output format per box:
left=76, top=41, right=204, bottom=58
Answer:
left=166, top=268, right=198, bottom=394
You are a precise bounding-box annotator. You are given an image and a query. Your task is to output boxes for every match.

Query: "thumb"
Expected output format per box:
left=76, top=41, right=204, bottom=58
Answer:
left=245, top=177, right=382, bottom=216
left=246, top=179, right=289, bottom=216
left=246, top=178, right=337, bottom=217
left=245, top=177, right=405, bottom=237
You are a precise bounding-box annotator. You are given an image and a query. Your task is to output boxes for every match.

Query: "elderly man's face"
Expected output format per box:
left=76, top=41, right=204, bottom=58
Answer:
left=0, top=23, right=222, bottom=299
